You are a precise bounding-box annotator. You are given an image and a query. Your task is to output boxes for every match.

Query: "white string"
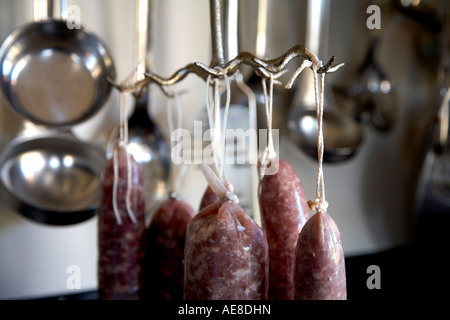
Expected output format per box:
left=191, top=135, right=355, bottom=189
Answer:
left=308, top=64, right=329, bottom=213
left=285, top=59, right=313, bottom=89
left=266, top=73, right=275, bottom=159
left=118, top=92, right=128, bottom=144
left=112, top=147, right=122, bottom=225
left=213, top=79, right=222, bottom=170
left=112, top=89, right=138, bottom=224
left=125, top=150, right=138, bottom=224
left=167, top=92, right=185, bottom=195
left=215, top=67, right=231, bottom=177
left=204, top=75, right=221, bottom=178
left=201, top=70, right=237, bottom=201
left=259, top=73, right=277, bottom=180
left=235, top=72, right=258, bottom=165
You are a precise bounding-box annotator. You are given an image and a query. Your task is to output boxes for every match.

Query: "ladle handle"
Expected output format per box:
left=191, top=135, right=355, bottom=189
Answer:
left=210, top=0, right=225, bottom=67
left=33, top=0, right=68, bottom=21
left=224, top=0, right=238, bottom=62
left=294, top=0, right=331, bottom=107
left=34, top=0, right=53, bottom=21
left=255, top=0, right=269, bottom=58
left=135, top=0, right=153, bottom=80
left=60, top=0, right=68, bottom=20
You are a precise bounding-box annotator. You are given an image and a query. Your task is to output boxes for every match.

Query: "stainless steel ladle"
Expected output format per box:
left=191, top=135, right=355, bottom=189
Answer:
left=0, top=0, right=115, bottom=128
left=0, top=122, right=106, bottom=225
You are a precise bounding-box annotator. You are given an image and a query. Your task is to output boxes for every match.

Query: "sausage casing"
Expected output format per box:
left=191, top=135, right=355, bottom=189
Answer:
left=98, top=144, right=146, bottom=300
left=294, top=210, right=346, bottom=300
left=144, top=197, right=195, bottom=300
left=258, top=158, right=310, bottom=300
left=184, top=200, right=269, bottom=300
left=199, top=186, right=220, bottom=210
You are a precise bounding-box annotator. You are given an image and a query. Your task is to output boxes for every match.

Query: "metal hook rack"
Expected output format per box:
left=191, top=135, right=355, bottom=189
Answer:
left=110, top=0, right=344, bottom=97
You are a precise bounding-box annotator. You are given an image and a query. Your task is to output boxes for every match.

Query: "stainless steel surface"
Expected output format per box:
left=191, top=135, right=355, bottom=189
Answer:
left=288, top=0, right=363, bottom=162
left=0, top=0, right=115, bottom=127
left=0, top=127, right=106, bottom=225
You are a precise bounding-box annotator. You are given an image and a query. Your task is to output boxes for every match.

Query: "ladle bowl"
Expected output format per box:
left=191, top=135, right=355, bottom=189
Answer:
left=0, top=131, right=106, bottom=225
left=0, top=20, right=115, bottom=127
left=288, top=107, right=364, bottom=162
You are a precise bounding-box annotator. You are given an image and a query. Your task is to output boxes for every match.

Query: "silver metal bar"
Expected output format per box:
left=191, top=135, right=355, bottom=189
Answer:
left=60, top=0, right=68, bottom=20
left=210, top=0, right=225, bottom=67
left=135, top=0, right=151, bottom=80
left=306, top=0, right=330, bottom=58
left=255, top=0, right=268, bottom=58
left=300, top=0, right=331, bottom=106
left=109, top=44, right=343, bottom=97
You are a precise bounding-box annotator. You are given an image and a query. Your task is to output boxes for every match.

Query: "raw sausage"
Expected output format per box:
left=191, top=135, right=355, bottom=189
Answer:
left=294, top=210, right=346, bottom=300
left=258, top=158, right=311, bottom=300
left=98, top=142, right=146, bottom=300
left=184, top=199, right=269, bottom=300
left=199, top=186, right=220, bottom=210
left=143, top=195, right=195, bottom=300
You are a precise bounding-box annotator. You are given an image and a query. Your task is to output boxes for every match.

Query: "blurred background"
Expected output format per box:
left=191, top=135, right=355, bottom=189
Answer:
left=0, top=0, right=448, bottom=299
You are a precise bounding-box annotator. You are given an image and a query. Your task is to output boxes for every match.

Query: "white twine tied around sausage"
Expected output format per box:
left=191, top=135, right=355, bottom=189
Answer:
left=167, top=91, right=189, bottom=199
left=200, top=67, right=239, bottom=205
left=111, top=66, right=146, bottom=225
left=259, top=73, right=277, bottom=180
left=111, top=91, right=138, bottom=225
left=259, top=62, right=306, bottom=180
left=307, top=60, right=329, bottom=213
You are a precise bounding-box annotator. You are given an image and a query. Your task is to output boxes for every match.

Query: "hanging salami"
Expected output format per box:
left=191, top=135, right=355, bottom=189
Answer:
left=183, top=74, right=269, bottom=300
left=184, top=193, right=269, bottom=300
left=293, top=63, right=347, bottom=300
left=97, top=90, right=146, bottom=299
left=143, top=94, right=195, bottom=300
left=294, top=209, right=346, bottom=300
left=257, top=75, right=311, bottom=300
left=144, top=195, right=195, bottom=300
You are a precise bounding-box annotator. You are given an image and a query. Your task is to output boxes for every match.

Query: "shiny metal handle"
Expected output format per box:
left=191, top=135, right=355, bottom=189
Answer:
left=306, top=0, right=330, bottom=57
left=210, top=0, right=225, bottom=67
left=60, top=0, right=68, bottom=20
left=34, top=0, right=53, bottom=21
left=256, top=0, right=269, bottom=58
left=34, top=0, right=69, bottom=21
left=297, top=0, right=331, bottom=107
left=224, top=0, right=238, bottom=62
left=135, top=0, right=153, bottom=79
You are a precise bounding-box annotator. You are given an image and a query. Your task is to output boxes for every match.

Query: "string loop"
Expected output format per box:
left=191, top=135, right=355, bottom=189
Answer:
left=307, top=61, right=329, bottom=213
